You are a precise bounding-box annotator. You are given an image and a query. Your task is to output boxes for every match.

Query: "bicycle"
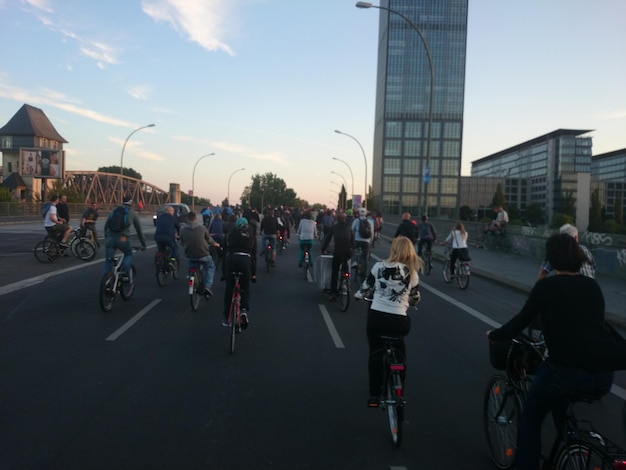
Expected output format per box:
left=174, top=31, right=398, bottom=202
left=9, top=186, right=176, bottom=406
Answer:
left=373, top=335, right=407, bottom=448
left=226, top=271, right=245, bottom=355
left=264, top=237, right=273, bottom=273
left=188, top=260, right=211, bottom=311
left=209, top=244, right=223, bottom=272
left=278, top=230, right=287, bottom=255
left=99, top=247, right=141, bottom=312
left=421, top=242, right=433, bottom=276
left=34, top=227, right=96, bottom=263
left=337, top=257, right=351, bottom=312
left=483, top=333, right=547, bottom=469
left=155, top=244, right=179, bottom=286
left=442, top=245, right=470, bottom=290
left=352, top=246, right=365, bottom=287
left=479, top=228, right=510, bottom=252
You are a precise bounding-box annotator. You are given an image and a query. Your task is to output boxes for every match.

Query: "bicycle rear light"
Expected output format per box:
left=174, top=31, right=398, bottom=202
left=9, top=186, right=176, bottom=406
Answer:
left=390, top=364, right=405, bottom=372
left=613, top=460, right=626, bottom=469
left=394, top=386, right=403, bottom=397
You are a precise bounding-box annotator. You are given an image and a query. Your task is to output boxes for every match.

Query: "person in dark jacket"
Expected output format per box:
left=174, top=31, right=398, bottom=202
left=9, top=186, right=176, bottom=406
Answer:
left=154, top=205, right=180, bottom=261
left=321, top=212, right=355, bottom=300
left=487, top=233, right=620, bottom=469
left=222, top=217, right=257, bottom=328
left=394, top=212, right=418, bottom=245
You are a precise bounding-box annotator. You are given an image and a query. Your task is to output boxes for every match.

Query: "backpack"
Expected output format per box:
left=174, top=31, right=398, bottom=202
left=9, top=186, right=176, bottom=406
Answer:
left=420, top=222, right=432, bottom=239
left=41, top=202, right=52, bottom=219
left=358, top=218, right=372, bottom=239
left=108, top=206, right=130, bottom=232
left=229, top=223, right=252, bottom=249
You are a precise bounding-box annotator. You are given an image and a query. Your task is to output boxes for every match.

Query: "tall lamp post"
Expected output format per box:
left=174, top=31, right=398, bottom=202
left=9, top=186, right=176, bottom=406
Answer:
left=331, top=181, right=343, bottom=209
left=332, top=157, right=355, bottom=209
left=119, top=123, right=155, bottom=203
left=335, top=129, right=368, bottom=209
left=191, top=153, right=215, bottom=212
left=356, top=1, right=434, bottom=216
left=227, top=167, right=245, bottom=205
left=331, top=170, right=348, bottom=192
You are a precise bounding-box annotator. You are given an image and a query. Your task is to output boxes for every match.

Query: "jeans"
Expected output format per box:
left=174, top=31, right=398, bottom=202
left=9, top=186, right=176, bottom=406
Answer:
left=262, top=235, right=277, bottom=255
left=187, top=255, right=215, bottom=288
left=299, top=239, right=314, bottom=264
left=104, top=235, right=133, bottom=273
left=354, top=240, right=370, bottom=282
left=516, top=361, right=613, bottom=470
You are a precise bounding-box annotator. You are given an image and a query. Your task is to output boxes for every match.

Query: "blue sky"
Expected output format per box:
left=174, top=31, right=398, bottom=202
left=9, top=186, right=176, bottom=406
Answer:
left=1, top=0, right=624, bottom=207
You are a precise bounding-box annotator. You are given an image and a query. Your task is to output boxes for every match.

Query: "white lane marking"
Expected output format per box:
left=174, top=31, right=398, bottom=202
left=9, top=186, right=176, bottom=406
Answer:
left=318, top=304, right=345, bottom=349
left=418, top=279, right=626, bottom=400
left=105, top=299, right=162, bottom=341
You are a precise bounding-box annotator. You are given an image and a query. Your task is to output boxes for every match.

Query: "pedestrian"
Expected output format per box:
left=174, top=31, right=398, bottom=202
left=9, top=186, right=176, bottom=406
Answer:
left=537, top=223, right=595, bottom=280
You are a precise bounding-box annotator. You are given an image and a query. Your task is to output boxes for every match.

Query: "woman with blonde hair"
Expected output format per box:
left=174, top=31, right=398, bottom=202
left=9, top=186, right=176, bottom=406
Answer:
left=445, top=221, right=468, bottom=280
left=356, top=236, right=422, bottom=407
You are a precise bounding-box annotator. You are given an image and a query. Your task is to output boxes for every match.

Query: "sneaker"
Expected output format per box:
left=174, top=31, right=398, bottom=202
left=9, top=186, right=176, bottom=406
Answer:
left=240, top=309, right=249, bottom=329
left=59, top=242, right=69, bottom=248
left=329, top=293, right=338, bottom=301
left=203, top=287, right=213, bottom=298
left=120, top=271, right=130, bottom=281
left=221, top=317, right=230, bottom=327
left=368, top=396, right=380, bottom=408
left=351, top=261, right=358, bottom=268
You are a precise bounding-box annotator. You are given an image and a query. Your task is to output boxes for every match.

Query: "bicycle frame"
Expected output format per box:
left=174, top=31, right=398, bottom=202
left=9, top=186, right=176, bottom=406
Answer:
left=377, top=336, right=406, bottom=448
left=228, top=272, right=243, bottom=354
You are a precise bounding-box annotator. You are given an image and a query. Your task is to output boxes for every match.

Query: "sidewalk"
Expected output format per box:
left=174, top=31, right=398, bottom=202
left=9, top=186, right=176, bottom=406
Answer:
left=429, top=243, right=625, bottom=327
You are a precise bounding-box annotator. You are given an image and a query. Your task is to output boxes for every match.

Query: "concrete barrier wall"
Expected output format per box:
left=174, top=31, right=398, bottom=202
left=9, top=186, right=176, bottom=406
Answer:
left=383, top=215, right=626, bottom=281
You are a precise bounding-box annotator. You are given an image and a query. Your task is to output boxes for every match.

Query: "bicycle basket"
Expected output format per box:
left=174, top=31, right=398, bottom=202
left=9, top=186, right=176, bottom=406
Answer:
left=489, top=339, right=545, bottom=377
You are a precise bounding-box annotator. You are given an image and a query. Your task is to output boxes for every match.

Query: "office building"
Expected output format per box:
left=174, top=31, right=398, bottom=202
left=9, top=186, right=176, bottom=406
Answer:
left=591, top=148, right=626, bottom=220
left=370, top=0, right=469, bottom=217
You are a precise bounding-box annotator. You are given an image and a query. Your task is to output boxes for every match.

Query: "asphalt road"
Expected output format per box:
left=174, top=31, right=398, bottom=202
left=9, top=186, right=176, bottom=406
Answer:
left=1, top=218, right=624, bottom=469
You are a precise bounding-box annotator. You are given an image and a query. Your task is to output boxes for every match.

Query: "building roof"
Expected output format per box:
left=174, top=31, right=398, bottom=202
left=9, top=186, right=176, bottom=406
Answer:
left=0, top=172, right=27, bottom=189
left=0, top=103, right=68, bottom=143
left=592, top=148, right=626, bottom=160
left=471, top=129, right=593, bottom=166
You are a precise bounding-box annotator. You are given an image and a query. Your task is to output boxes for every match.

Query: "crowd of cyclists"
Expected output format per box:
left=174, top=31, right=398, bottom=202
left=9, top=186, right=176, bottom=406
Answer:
left=39, top=194, right=626, bottom=467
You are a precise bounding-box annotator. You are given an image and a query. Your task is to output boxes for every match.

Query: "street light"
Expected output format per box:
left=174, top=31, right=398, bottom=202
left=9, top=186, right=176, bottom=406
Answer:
left=335, top=129, right=368, bottom=209
left=331, top=170, right=348, bottom=191
left=227, top=167, right=245, bottom=205
left=356, top=1, right=434, bottom=216
left=119, top=123, right=155, bottom=203
left=332, top=157, right=355, bottom=209
left=191, top=153, right=215, bottom=212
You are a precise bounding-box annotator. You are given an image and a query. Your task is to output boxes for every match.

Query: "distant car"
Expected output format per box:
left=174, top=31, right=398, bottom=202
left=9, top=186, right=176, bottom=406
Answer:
left=153, top=203, right=191, bottom=226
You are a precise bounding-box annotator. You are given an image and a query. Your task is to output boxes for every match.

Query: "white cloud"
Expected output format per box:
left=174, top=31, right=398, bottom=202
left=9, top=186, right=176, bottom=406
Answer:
left=128, top=86, right=153, bottom=101
left=23, top=0, right=53, bottom=13
left=172, top=135, right=289, bottom=165
left=141, top=0, right=236, bottom=55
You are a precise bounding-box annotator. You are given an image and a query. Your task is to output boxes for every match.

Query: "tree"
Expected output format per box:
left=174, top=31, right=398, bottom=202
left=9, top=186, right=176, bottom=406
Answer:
left=491, top=183, right=505, bottom=209
left=97, top=165, right=142, bottom=181
left=240, top=173, right=299, bottom=209
left=0, top=187, right=12, bottom=202
left=459, top=205, right=473, bottom=221
left=524, top=203, right=544, bottom=226
left=49, top=179, right=84, bottom=203
left=588, top=189, right=603, bottom=232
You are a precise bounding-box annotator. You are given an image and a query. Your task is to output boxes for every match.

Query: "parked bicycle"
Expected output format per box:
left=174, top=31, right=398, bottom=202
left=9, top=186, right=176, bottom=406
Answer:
left=372, top=335, right=407, bottom=448
left=442, top=245, right=470, bottom=289
left=99, top=247, right=142, bottom=312
left=478, top=228, right=510, bottom=252
left=155, top=244, right=179, bottom=286
left=34, top=227, right=96, bottom=263
left=188, top=260, right=211, bottom=311
left=226, top=271, right=246, bottom=355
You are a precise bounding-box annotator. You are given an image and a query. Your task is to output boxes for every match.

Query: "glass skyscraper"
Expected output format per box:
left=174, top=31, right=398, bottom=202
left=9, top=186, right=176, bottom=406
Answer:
left=371, top=0, right=468, bottom=217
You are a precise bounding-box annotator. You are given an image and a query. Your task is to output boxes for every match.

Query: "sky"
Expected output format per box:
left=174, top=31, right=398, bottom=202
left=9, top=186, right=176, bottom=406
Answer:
left=1, top=0, right=625, bottom=207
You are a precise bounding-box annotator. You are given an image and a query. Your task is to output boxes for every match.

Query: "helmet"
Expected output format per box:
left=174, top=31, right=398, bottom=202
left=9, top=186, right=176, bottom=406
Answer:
left=358, top=207, right=367, bottom=217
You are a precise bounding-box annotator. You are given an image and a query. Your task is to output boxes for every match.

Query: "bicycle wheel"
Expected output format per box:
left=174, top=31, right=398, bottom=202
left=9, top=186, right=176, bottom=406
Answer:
left=457, top=262, right=470, bottom=290
left=229, top=299, right=239, bottom=355
left=385, top=372, right=404, bottom=448
left=120, top=265, right=137, bottom=300
left=423, top=252, right=432, bottom=275
left=265, top=248, right=272, bottom=273
left=555, top=442, right=609, bottom=470
left=72, top=238, right=96, bottom=261
left=338, top=276, right=350, bottom=312
left=190, top=270, right=201, bottom=311
left=483, top=375, right=520, bottom=470
left=443, top=261, right=451, bottom=283
left=34, top=239, right=58, bottom=263
left=99, top=272, right=116, bottom=312
left=171, top=258, right=180, bottom=280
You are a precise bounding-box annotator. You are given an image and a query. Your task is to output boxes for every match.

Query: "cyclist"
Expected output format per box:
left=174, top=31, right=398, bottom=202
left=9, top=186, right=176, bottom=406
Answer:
left=103, top=196, right=147, bottom=276
left=321, top=211, right=354, bottom=301
left=487, top=233, right=620, bottom=470
left=416, top=215, right=436, bottom=258
left=260, top=209, right=278, bottom=267
left=351, top=207, right=375, bottom=282
left=355, top=236, right=422, bottom=407
left=80, top=201, right=100, bottom=247
left=296, top=210, right=317, bottom=268
left=321, top=209, right=335, bottom=242
left=180, top=211, right=219, bottom=298
left=43, top=194, right=72, bottom=247
left=393, top=212, right=418, bottom=246
left=537, top=223, right=595, bottom=280
left=444, top=221, right=468, bottom=280
left=222, top=217, right=257, bottom=328
left=208, top=212, right=225, bottom=246
left=154, top=205, right=180, bottom=263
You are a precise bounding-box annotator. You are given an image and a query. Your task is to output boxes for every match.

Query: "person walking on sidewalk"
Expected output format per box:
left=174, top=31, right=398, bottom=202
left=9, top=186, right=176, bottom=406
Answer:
left=444, top=222, right=468, bottom=280
left=537, top=223, right=595, bottom=280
